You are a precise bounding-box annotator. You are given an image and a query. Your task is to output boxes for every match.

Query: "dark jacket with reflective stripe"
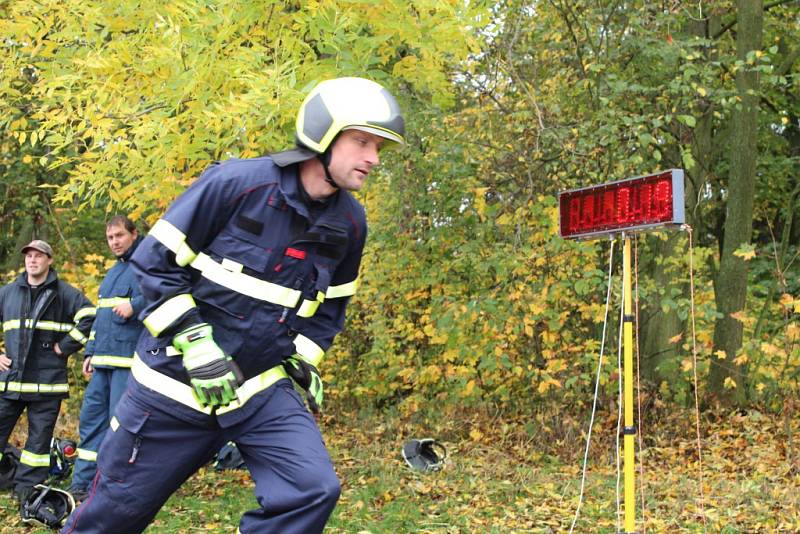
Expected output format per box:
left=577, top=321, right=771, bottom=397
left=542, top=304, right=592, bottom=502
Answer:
left=84, top=236, right=146, bottom=368
left=0, top=270, right=95, bottom=400
left=130, top=156, right=366, bottom=424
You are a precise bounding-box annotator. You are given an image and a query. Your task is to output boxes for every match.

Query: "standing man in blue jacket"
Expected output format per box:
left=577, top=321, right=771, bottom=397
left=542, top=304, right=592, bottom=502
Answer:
left=69, top=216, right=144, bottom=501
left=0, top=240, right=95, bottom=502
left=62, top=77, right=405, bottom=534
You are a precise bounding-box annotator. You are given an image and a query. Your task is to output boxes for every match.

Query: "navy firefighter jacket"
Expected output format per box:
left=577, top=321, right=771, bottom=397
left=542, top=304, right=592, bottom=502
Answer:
left=0, top=270, right=95, bottom=400
left=129, top=156, right=366, bottom=424
left=84, top=235, right=145, bottom=369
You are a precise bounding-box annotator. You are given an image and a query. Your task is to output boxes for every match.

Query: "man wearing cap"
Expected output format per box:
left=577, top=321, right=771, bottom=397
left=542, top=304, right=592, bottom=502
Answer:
left=62, top=77, right=404, bottom=533
left=0, top=239, right=95, bottom=501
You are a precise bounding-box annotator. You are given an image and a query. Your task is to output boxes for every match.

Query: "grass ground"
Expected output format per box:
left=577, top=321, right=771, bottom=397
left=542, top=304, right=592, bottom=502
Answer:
left=1, top=405, right=797, bottom=533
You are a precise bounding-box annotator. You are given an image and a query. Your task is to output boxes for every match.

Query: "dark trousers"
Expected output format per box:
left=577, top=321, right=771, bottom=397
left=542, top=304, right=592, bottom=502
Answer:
left=61, top=379, right=340, bottom=534
left=0, top=396, right=61, bottom=493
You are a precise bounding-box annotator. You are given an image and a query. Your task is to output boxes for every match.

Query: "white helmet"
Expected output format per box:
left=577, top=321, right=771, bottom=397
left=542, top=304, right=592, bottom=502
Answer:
left=272, top=77, right=405, bottom=167
left=296, top=77, right=405, bottom=152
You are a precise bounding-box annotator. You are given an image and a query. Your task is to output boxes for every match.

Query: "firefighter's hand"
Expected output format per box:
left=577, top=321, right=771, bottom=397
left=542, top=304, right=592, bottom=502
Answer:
left=112, top=302, right=134, bottom=319
left=0, top=353, right=10, bottom=372
left=173, top=323, right=243, bottom=408
left=282, top=356, right=323, bottom=414
left=82, top=356, right=93, bottom=379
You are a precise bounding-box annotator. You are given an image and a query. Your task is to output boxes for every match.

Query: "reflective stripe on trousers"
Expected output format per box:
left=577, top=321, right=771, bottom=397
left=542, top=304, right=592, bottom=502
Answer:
left=61, top=381, right=340, bottom=534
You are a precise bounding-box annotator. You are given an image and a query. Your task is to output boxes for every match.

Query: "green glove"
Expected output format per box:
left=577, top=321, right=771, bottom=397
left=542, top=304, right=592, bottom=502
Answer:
left=173, top=323, right=243, bottom=408
left=282, top=356, right=323, bottom=413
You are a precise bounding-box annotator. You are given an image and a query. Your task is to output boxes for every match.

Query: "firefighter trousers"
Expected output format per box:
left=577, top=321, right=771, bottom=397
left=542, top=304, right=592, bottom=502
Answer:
left=61, top=378, right=340, bottom=534
left=0, top=397, right=61, bottom=494
left=71, top=367, right=131, bottom=490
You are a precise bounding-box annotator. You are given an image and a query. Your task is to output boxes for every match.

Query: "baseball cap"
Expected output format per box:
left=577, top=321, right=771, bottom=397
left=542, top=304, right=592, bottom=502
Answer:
left=21, top=240, right=53, bottom=257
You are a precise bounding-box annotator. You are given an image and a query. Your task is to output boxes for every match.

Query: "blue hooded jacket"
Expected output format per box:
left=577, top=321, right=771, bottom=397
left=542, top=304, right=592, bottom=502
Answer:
left=84, top=235, right=145, bottom=368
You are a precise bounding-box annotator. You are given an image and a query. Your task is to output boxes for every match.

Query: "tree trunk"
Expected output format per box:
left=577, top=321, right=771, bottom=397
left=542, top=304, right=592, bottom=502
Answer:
left=709, top=0, right=763, bottom=406
left=636, top=14, right=721, bottom=397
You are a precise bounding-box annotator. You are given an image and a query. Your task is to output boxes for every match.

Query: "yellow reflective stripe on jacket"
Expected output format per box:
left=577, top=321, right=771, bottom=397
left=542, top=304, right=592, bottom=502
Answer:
left=74, top=307, right=96, bottom=321
left=296, top=291, right=325, bottom=318
left=143, top=294, right=196, bottom=337
left=2, top=319, right=72, bottom=332
left=0, top=381, right=69, bottom=394
left=68, top=328, right=88, bottom=345
left=2, top=319, right=20, bottom=332
left=131, top=353, right=288, bottom=415
left=97, top=297, right=131, bottom=308
left=296, top=299, right=320, bottom=318
left=39, top=320, right=74, bottom=332
left=90, top=355, right=133, bottom=368
left=89, top=330, right=96, bottom=341
left=293, top=334, right=324, bottom=367
left=326, top=278, right=359, bottom=299
left=20, top=450, right=50, bottom=467
left=191, top=253, right=302, bottom=308
left=77, top=448, right=97, bottom=462
left=151, top=218, right=333, bottom=312
left=150, top=219, right=198, bottom=267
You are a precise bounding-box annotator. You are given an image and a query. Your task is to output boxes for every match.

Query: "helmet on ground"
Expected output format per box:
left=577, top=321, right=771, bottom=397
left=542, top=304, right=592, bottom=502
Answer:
left=402, top=438, right=447, bottom=472
left=0, top=445, right=20, bottom=490
left=49, top=437, right=77, bottom=481
left=20, top=484, right=75, bottom=528
left=297, top=77, right=405, bottom=153
left=213, top=441, right=246, bottom=471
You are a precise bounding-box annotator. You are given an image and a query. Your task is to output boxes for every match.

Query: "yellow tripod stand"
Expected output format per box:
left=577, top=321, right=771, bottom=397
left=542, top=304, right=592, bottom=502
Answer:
left=622, top=236, right=636, bottom=533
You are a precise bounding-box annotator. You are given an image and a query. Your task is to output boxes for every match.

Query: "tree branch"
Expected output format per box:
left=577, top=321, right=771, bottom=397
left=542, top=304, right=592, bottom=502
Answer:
left=712, top=0, right=798, bottom=40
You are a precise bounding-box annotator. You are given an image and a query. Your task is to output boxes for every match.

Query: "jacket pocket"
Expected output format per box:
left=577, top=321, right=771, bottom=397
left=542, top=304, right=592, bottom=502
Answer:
left=110, top=286, right=134, bottom=326
left=193, top=231, right=275, bottom=317
left=292, top=221, right=349, bottom=264
left=112, top=291, right=142, bottom=344
left=207, top=231, right=270, bottom=274
left=38, top=344, right=65, bottom=370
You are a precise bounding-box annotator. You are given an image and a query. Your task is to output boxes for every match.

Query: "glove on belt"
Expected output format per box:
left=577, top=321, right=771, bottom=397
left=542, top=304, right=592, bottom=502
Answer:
left=282, top=356, right=323, bottom=414
left=173, top=323, right=243, bottom=408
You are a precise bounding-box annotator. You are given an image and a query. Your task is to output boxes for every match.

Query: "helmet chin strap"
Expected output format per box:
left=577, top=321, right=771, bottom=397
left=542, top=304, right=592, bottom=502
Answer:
left=317, top=153, right=338, bottom=189
left=317, top=134, right=340, bottom=189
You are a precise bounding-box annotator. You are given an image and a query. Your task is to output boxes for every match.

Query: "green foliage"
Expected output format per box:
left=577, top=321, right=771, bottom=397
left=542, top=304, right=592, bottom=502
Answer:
left=0, top=5, right=798, bottom=527
left=333, top=107, right=620, bottom=412
left=0, top=0, right=484, bottom=222
left=330, top=0, right=800, bottom=412
left=1, top=0, right=798, bottom=414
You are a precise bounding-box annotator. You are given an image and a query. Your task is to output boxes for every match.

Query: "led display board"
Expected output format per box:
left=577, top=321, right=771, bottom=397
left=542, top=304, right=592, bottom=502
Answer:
left=559, top=169, right=685, bottom=240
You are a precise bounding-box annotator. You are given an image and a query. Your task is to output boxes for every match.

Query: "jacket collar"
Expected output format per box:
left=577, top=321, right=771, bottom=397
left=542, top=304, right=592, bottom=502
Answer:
left=270, top=147, right=317, bottom=167
left=14, top=269, right=58, bottom=288
left=278, top=164, right=311, bottom=220
left=117, top=234, right=143, bottom=262
left=277, top=161, right=344, bottom=222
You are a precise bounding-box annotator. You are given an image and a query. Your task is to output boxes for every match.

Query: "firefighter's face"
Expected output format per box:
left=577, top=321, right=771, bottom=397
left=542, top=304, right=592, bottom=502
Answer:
left=24, top=250, right=52, bottom=278
left=106, top=224, right=138, bottom=257
left=328, top=129, right=383, bottom=192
